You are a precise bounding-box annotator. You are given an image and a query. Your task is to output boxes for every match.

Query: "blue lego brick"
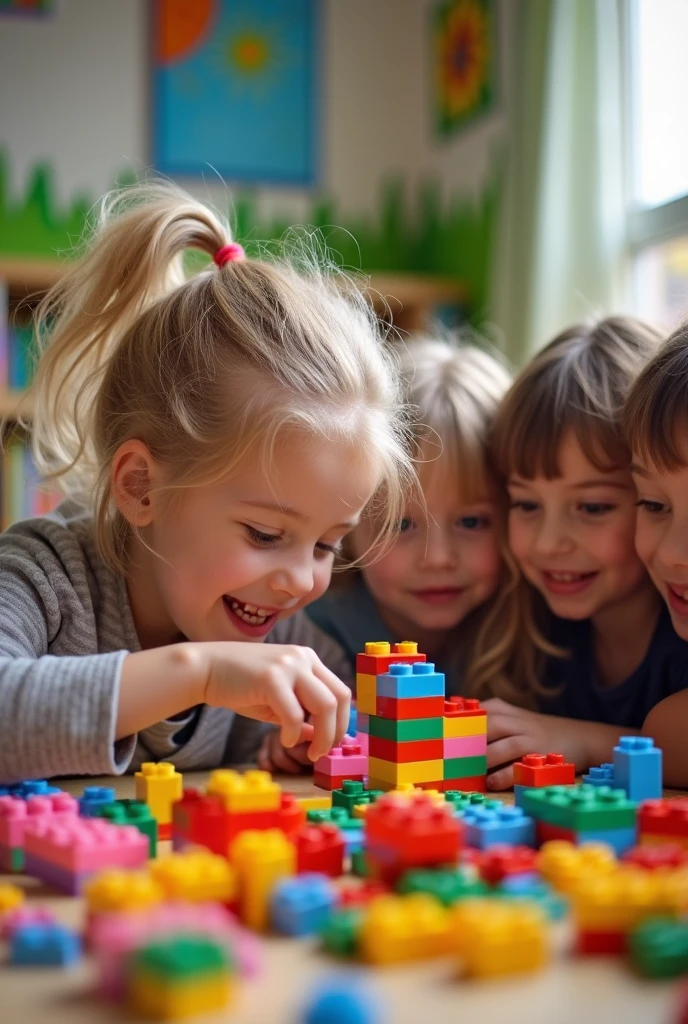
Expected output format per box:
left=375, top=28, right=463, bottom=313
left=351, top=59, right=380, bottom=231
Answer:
left=10, top=922, right=82, bottom=966
left=270, top=873, right=336, bottom=936
left=375, top=662, right=445, bottom=699
left=302, top=975, right=381, bottom=1024
left=575, top=825, right=637, bottom=856
left=498, top=876, right=568, bottom=921
left=347, top=705, right=358, bottom=737
left=613, top=736, right=662, bottom=803
left=582, top=764, right=615, bottom=788
left=78, top=785, right=116, bottom=818
left=0, top=780, right=62, bottom=799
left=513, top=784, right=528, bottom=808
left=462, top=804, right=536, bottom=849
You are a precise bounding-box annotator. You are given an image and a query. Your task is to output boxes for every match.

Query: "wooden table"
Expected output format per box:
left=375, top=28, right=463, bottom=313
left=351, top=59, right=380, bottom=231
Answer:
left=1, top=773, right=683, bottom=1024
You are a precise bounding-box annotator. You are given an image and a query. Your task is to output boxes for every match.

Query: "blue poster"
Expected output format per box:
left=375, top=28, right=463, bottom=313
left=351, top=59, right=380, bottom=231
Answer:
left=153, top=0, right=318, bottom=185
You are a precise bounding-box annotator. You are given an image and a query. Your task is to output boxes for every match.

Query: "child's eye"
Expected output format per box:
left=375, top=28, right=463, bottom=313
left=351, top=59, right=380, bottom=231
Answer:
left=459, top=515, right=491, bottom=530
left=399, top=517, right=415, bottom=533
left=579, top=502, right=614, bottom=516
left=316, top=541, right=342, bottom=556
left=509, top=500, right=538, bottom=514
left=245, top=525, right=281, bottom=547
left=636, top=499, right=668, bottom=515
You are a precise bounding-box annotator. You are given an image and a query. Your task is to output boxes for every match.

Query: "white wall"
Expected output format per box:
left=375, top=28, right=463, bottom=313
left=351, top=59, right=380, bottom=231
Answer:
left=0, top=0, right=508, bottom=220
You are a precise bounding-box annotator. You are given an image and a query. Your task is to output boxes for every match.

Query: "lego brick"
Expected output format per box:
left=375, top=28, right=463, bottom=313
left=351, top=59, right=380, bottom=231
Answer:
left=10, top=922, right=81, bottom=966
left=397, top=865, right=488, bottom=905
left=23, top=852, right=93, bottom=896
left=368, top=736, right=444, bottom=763
left=331, top=781, right=374, bottom=815
left=375, top=663, right=445, bottom=699
left=128, top=935, right=233, bottom=1019
left=0, top=845, right=25, bottom=873
left=453, top=899, right=548, bottom=977
left=368, top=757, right=444, bottom=786
left=623, top=844, right=688, bottom=871
left=1, top=906, right=56, bottom=941
left=150, top=849, right=238, bottom=905
left=613, top=736, right=663, bottom=803
left=357, top=712, right=370, bottom=734
left=630, top=917, right=688, bottom=978
left=96, top=799, right=157, bottom=857
left=582, top=764, right=615, bottom=788
left=355, top=641, right=426, bottom=677
left=300, top=976, right=382, bottom=1024
left=367, top=715, right=443, bottom=742
left=577, top=928, right=626, bottom=955
left=522, top=784, right=637, bottom=831
left=337, top=879, right=388, bottom=908
left=476, top=844, right=538, bottom=885
left=537, top=840, right=618, bottom=894
left=513, top=784, right=528, bottom=808
left=171, top=790, right=229, bottom=854
left=0, top=882, right=24, bottom=914
left=365, top=794, right=461, bottom=881
left=0, top=793, right=79, bottom=868
left=360, top=893, right=453, bottom=964
left=24, top=817, right=149, bottom=875
left=0, top=780, right=62, bottom=799
left=296, top=795, right=332, bottom=813
left=442, top=775, right=487, bottom=794
left=295, top=824, right=345, bottom=877
left=639, top=798, right=688, bottom=840
left=443, top=714, right=488, bottom=739
left=443, top=755, right=488, bottom=780
left=346, top=704, right=358, bottom=737
left=444, top=792, right=488, bottom=813
left=78, top=786, right=116, bottom=818
left=313, top=771, right=366, bottom=793
left=443, top=696, right=487, bottom=719
left=535, top=818, right=637, bottom=856
left=355, top=673, right=377, bottom=715
left=207, top=769, right=280, bottom=813
left=462, top=804, right=536, bottom=849
left=442, top=733, right=487, bottom=759
left=270, top=873, right=337, bottom=935
left=229, top=828, right=296, bottom=931
left=314, top=738, right=367, bottom=778
left=571, top=868, right=687, bottom=933
left=84, top=869, right=163, bottom=917
left=134, top=762, right=183, bottom=827
left=375, top=694, right=445, bottom=720
left=320, top=906, right=364, bottom=957
left=356, top=731, right=369, bottom=755
left=512, top=752, right=575, bottom=788
left=498, top=877, right=568, bottom=921
left=307, top=807, right=362, bottom=833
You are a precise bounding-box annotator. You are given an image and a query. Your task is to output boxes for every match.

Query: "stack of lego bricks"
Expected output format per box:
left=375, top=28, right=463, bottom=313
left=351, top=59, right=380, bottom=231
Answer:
left=521, top=784, right=638, bottom=855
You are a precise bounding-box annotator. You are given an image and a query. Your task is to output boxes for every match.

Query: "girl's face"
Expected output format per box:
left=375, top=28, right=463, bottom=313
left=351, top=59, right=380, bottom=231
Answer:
left=350, top=460, right=501, bottom=642
left=507, top=430, right=648, bottom=622
left=121, top=433, right=381, bottom=648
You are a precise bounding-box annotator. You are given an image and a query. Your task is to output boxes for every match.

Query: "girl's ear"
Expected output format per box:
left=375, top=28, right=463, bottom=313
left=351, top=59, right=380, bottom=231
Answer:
left=111, top=440, right=162, bottom=528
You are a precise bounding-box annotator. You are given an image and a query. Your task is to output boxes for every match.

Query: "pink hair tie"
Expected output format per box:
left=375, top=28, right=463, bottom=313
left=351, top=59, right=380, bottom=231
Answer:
left=214, top=243, right=245, bottom=268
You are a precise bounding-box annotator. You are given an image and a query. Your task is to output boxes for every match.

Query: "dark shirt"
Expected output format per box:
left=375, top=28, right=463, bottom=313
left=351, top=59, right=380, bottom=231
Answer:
left=538, top=604, right=688, bottom=728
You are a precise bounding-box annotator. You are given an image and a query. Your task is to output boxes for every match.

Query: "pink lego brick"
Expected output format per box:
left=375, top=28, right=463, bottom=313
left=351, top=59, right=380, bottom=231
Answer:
left=443, top=734, right=488, bottom=759
left=356, top=732, right=369, bottom=756
left=91, top=902, right=260, bottom=1001
left=1, top=906, right=57, bottom=940
left=24, top=817, right=148, bottom=873
left=314, top=736, right=368, bottom=777
left=0, top=793, right=78, bottom=848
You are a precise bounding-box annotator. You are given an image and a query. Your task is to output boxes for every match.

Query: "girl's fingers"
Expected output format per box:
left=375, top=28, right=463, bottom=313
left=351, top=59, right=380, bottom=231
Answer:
left=269, top=742, right=305, bottom=774
left=487, top=764, right=515, bottom=790
left=288, top=740, right=314, bottom=766
left=264, top=681, right=306, bottom=749
left=486, top=734, right=530, bottom=770
left=292, top=674, right=339, bottom=760
left=311, top=659, right=352, bottom=746
left=486, top=714, right=527, bottom=743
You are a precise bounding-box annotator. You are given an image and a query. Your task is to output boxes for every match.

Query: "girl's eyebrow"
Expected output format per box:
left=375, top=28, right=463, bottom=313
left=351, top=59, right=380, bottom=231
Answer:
left=571, top=480, right=630, bottom=490
left=237, top=500, right=357, bottom=530
left=629, top=463, right=650, bottom=477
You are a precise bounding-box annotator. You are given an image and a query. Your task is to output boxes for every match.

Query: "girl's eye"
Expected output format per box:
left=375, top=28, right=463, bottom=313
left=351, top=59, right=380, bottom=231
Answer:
left=636, top=499, right=667, bottom=515
left=580, top=502, right=614, bottom=516
left=399, top=517, right=415, bottom=533
left=245, top=526, right=281, bottom=547
left=459, top=515, right=490, bottom=530
left=509, top=500, right=538, bottom=513
left=316, top=541, right=342, bottom=556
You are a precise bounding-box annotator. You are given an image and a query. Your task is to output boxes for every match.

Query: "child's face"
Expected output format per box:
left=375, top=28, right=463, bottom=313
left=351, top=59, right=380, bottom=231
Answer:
left=350, top=461, right=501, bottom=639
left=126, top=433, right=380, bottom=647
left=632, top=453, right=688, bottom=640
left=507, top=431, right=647, bottom=621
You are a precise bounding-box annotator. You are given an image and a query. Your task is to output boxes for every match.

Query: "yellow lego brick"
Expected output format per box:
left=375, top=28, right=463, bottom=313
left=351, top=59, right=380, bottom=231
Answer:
left=537, top=841, right=618, bottom=894
left=572, top=866, right=688, bottom=931
left=229, top=828, right=296, bottom=931
left=296, top=795, right=332, bottom=812
left=207, top=769, right=281, bottom=812
left=352, top=803, right=370, bottom=819
left=395, top=641, right=419, bottom=654
left=368, top=757, right=444, bottom=786
left=453, top=899, right=548, bottom=978
left=149, top=850, right=237, bottom=904
left=386, top=783, right=445, bottom=803
left=129, top=970, right=234, bottom=1020
left=135, top=762, right=183, bottom=827
left=0, top=883, right=23, bottom=913
left=360, top=894, right=453, bottom=964
left=355, top=673, right=377, bottom=715
left=365, top=642, right=391, bottom=656
left=84, top=869, right=163, bottom=914
left=443, top=715, right=487, bottom=739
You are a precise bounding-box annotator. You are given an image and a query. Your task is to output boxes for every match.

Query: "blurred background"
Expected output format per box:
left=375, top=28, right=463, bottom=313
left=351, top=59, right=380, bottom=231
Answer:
left=0, top=0, right=685, bottom=522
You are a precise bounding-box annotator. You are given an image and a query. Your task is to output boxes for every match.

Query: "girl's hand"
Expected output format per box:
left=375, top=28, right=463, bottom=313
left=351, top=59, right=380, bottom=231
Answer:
left=197, top=642, right=351, bottom=761
left=257, top=727, right=313, bottom=774
left=484, top=698, right=593, bottom=790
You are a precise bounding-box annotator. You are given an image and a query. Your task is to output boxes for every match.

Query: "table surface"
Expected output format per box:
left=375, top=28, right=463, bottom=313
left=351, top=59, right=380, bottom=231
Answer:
left=1, top=772, right=684, bottom=1024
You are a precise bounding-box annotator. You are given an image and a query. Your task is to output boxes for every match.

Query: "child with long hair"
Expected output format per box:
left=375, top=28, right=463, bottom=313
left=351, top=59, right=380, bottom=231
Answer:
left=0, top=182, right=413, bottom=783
left=481, top=316, right=688, bottom=789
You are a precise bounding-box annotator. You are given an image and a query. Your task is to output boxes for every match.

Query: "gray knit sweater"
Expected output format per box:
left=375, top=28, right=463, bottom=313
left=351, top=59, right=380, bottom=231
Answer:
left=0, top=503, right=352, bottom=784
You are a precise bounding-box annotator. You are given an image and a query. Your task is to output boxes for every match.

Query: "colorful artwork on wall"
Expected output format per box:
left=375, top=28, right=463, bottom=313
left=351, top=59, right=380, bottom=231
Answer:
left=433, top=0, right=496, bottom=137
left=152, top=0, right=318, bottom=185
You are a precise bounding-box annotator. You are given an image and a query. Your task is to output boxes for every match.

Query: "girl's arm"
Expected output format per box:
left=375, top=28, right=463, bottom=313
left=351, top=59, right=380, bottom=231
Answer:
left=642, top=690, right=688, bottom=788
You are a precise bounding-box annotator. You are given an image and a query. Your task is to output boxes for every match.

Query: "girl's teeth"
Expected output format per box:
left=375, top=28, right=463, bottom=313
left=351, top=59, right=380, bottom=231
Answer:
left=549, top=572, right=585, bottom=582
left=228, top=598, right=269, bottom=625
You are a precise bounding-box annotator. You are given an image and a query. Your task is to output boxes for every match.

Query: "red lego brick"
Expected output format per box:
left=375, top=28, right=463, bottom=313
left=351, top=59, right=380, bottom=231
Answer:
left=313, top=771, right=366, bottom=793
left=172, top=790, right=230, bottom=855
left=577, top=929, right=626, bottom=955
left=513, top=753, right=576, bottom=788
left=442, top=776, right=487, bottom=794
left=365, top=794, right=461, bottom=882
left=639, top=799, right=688, bottom=839
left=356, top=644, right=426, bottom=677
left=368, top=736, right=444, bottom=763
left=337, top=880, right=388, bottom=908
left=622, top=844, right=688, bottom=871
left=277, top=794, right=306, bottom=837
left=442, top=697, right=487, bottom=719
left=294, top=824, right=345, bottom=877
left=535, top=820, right=575, bottom=846
left=376, top=695, right=445, bottom=720
left=477, top=845, right=538, bottom=886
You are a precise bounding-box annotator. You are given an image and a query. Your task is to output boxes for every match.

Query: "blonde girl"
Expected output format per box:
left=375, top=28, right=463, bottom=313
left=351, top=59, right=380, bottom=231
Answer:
left=0, top=181, right=412, bottom=784
left=479, top=317, right=686, bottom=790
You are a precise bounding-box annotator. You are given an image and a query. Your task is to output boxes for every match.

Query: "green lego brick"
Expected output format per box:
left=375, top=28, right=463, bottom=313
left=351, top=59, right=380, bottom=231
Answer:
left=397, top=866, right=489, bottom=905
left=350, top=849, right=370, bottom=877
left=521, top=784, right=637, bottom=830
left=443, top=755, right=488, bottom=780
left=332, top=781, right=384, bottom=814
left=367, top=716, right=444, bottom=742
left=97, top=798, right=158, bottom=857
left=320, top=907, right=363, bottom=957
left=630, top=917, right=688, bottom=978
left=131, top=934, right=231, bottom=980
left=307, top=807, right=362, bottom=832
left=444, top=791, right=489, bottom=812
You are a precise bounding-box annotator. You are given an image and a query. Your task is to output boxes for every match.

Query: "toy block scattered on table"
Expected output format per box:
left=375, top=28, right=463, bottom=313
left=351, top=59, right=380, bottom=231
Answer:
left=229, top=828, right=296, bottom=931
left=0, top=882, right=24, bottom=914
left=475, top=843, right=538, bottom=885
left=96, top=799, right=158, bottom=857
left=0, top=792, right=78, bottom=872
left=364, top=793, right=461, bottom=883
left=1, top=906, right=56, bottom=940
left=581, top=764, right=616, bottom=788
left=134, top=762, right=183, bottom=841
left=127, top=934, right=235, bottom=1020
left=453, top=899, right=548, bottom=977
left=149, top=850, right=238, bottom=906
left=630, top=917, right=688, bottom=978
left=462, top=803, right=536, bottom=849
left=207, top=769, right=281, bottom=813
left=294, top=824, right=345, bottom=877
left=396, top=865, right=488, bottom=905
left=522, top=784, right=638, bottom=853
left=313, top=737, right=367, bottom=792
left=10, top=921, right=81, bottom=967
left=639, top=798, right=688, bottom=847
left=623, top=844, right=688, bottom=871
left=78, top=786, right=116, bottom=818
left=84, top=870, right=164, bottom=943
left=513, top=752, right=575, bottom=788
left=270, top=873, right=337, bottom=935
left=612, top=737, right=662, bottom=802
left=537, top=840, right=618, bottom=894
left=0, top=780, right=62, bottom=799
left=360, top=893, right=453, bottom=964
